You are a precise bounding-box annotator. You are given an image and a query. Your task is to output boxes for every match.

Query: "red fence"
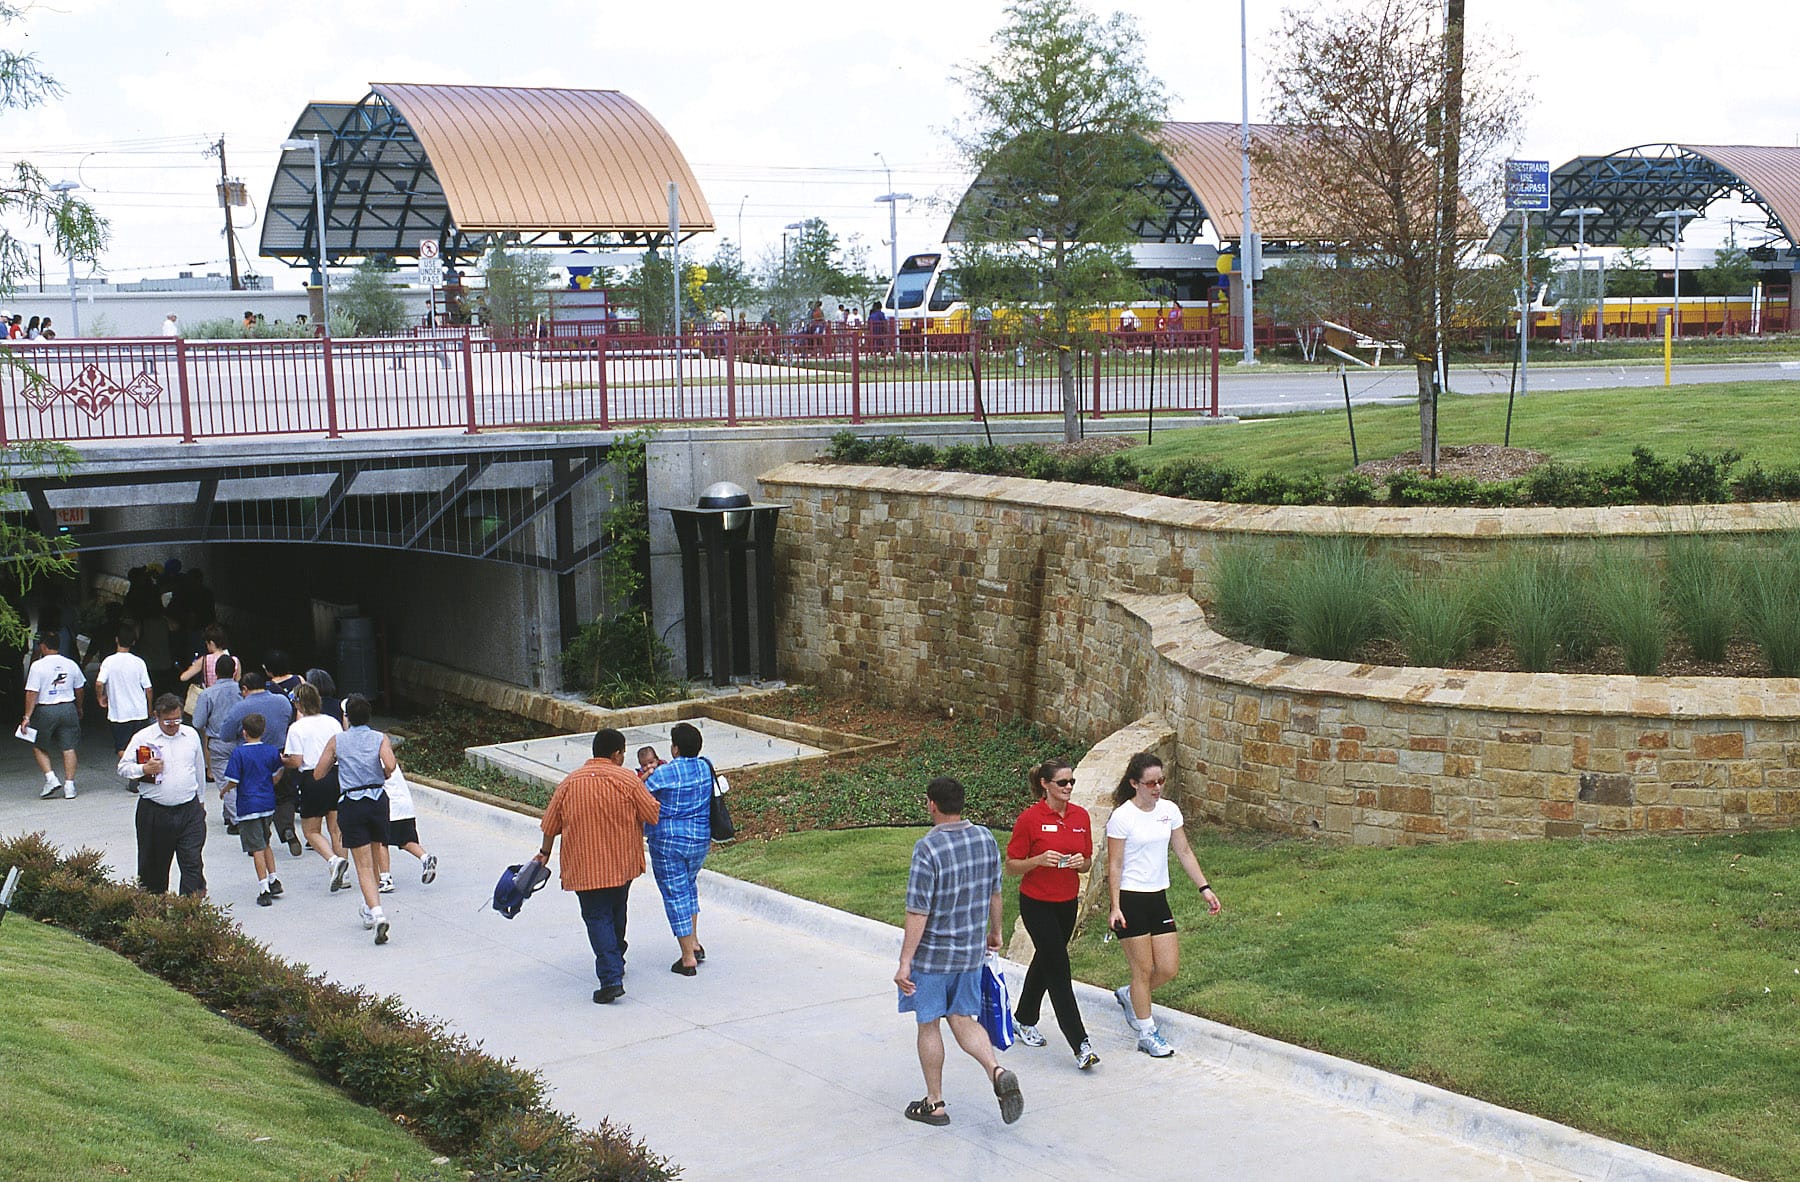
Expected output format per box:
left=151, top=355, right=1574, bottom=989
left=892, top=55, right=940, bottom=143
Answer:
left=0, top=330, right=1219, bottom=444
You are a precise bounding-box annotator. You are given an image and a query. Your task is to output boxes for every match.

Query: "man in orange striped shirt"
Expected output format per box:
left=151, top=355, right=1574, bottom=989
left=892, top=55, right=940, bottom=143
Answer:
left=533, top=728, right=660, bottom=1004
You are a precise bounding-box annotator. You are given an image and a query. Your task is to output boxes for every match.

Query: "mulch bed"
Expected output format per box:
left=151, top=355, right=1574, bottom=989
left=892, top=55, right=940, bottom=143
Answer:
left=1354, top=444, right=1549, bottom=483
left=1358, top=636, right=1774, bottom=678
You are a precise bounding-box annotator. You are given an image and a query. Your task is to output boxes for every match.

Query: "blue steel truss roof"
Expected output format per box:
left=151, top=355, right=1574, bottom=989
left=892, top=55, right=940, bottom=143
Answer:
left=260, top=84, right=712, bottom=268
left=1484, top=143, right=1800, bottom=254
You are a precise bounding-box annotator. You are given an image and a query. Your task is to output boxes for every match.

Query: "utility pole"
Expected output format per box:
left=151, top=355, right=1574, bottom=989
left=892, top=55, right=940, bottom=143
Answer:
left=209, top=136, right=244, bottom=290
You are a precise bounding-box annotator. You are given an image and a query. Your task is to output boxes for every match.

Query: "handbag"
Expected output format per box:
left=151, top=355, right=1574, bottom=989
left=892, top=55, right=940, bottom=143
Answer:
left=182, top=681, right=203, bottom=718
left=702, top=756, right=736, bottom=841
left=979, top=952, right=1017, bottom=1050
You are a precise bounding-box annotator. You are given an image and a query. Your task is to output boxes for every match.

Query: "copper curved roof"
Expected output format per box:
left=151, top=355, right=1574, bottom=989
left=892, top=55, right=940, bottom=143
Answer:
left=1152, top=121, right=1281, bottom=240
left=1679, top=144, right=1800, bottom=242
left=371, top=83, right=712, bottom=233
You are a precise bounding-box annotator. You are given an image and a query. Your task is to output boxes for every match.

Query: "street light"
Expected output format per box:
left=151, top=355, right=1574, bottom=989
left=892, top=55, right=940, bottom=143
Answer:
left=1238, top=0, right=1257, bottom=364
left=1557, top=206, right=1604, bottom=343
left=1652, top=207, right=1700, bottom=339
left=873, top=152, right=912, bottom=311
left=50, top=180, right=82, bottom=336
left=279, top=137, right=331, bottom=336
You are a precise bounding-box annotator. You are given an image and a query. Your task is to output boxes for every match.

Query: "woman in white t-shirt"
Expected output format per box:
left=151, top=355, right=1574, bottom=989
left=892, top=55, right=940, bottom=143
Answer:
left=283, top=683, right=348, bottom=890
left=1104, top=752, right=1221, bottom=1058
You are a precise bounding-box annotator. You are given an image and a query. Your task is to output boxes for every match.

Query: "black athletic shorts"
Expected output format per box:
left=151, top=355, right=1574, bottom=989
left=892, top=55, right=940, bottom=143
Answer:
left=298, top=766, right=339, bottom=819
left=386, top=818, right=419, bottom=848
left=336, top=791, right=390, bottom=850
left=1115, top=888, right=1178, bottom=940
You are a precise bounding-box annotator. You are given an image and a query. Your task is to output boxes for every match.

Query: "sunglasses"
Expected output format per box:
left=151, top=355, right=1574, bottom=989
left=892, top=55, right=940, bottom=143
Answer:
left=1139, top=776, right=1166, bottom=787
left=1051, top=777, right=1076, bottom=787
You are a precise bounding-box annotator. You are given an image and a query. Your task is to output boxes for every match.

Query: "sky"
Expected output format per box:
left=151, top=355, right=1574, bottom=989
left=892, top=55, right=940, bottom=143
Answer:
left=5, top=0, right=1799, bottom=290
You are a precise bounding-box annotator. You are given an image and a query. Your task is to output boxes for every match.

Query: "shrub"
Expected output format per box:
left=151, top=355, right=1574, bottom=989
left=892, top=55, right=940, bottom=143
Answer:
left=1664, top=535, right=1737, bottom=662
left=1384, top=573, right=1478, bottom=668
left=1738, top=533, right=1800, bottom=676
left=1142, top=458, right=1240, bottom=501
left=827, top=430, right=874, bottom=463
left=1209, top=542, right=1287, bottom=649
left=1224, top=471, right=1300, bottom=504
left=1586, top=546, right=1665, bottom=675
left=1281, top=537, right=1387, bottom=661
left=1734, top=462, right=1800, bottom=502
left=1330, top=472, right=1379, bottom=506
left=865, top=434, right=937, bottom=468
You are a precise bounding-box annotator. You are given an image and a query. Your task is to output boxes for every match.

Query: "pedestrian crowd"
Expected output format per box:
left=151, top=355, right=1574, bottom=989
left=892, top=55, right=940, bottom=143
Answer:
left=20, top=585, right=435, bottom=946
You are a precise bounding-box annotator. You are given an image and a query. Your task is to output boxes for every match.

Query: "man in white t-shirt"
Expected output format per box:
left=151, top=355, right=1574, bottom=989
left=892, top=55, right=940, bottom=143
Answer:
left=95, top=620, right=155, bottom=794
left=22, top=632, right=86, bottom=798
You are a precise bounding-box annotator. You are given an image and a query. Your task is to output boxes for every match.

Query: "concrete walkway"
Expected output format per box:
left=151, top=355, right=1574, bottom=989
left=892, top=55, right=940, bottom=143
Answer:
left=0, top=729, right=1736, bottom=1182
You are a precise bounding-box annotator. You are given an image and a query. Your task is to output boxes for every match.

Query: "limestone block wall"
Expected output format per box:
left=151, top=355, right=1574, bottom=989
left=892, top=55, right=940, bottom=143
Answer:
left=759, top=463, right=1800, bottom=844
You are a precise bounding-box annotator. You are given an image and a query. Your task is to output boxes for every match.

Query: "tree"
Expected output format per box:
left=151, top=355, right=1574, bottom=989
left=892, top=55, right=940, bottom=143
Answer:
left=702, top=240, right=757, bottom=321
left=1608, top=229, right=1657, bottom=298
left=478, top=238, right=551, bottom=334
left=618, top=246, right=710, bottom=334
left=951, top=0, right=1168, bottom=442
left=0, top=2, right=105, bottom=645
left=757, top=218, right=878, bottom=328
left=1698, top=244, right=1755, bottom=297
left=1259, top=0, right=1524, bottom=462
left=337, top=258, right=410, bottom=335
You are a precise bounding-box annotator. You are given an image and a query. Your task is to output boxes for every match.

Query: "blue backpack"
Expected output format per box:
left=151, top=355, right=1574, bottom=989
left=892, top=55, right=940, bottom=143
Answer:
left=491, top=860, right=551, bottom=919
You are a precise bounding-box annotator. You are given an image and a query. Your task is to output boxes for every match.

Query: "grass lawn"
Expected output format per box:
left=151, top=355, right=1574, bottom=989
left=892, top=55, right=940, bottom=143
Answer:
left=1135, top=380, right=1800, bottom=481
left=0, top=918, right=444, bottom=1182
left=709, top=823, right=1800, bottom=1181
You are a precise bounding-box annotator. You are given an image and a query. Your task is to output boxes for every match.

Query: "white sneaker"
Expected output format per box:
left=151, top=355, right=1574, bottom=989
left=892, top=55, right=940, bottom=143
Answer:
left=373, top=912, right=390, bottom=945
left=420, top=853, right=438, bottom=884
left=359, top=904, right=375, bottom=930
left=39, top=779, right=59, bottom=799
left=1015, top=1023, right=1047, bottom=1048
left=1113, top=985, right=1134, bottom=1025
left=61, top=782, right=76, bottom=799
left=377, top=873, right=395, bottom=894
left=328, top=857, right=350, bottom=893
left=1136, top=1027, right=1174, bottom=1058
left=1074, top=1040, right=1100, bottom=1070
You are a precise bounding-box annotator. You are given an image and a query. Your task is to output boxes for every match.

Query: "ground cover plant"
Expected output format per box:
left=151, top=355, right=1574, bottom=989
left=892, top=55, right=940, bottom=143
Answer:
left=0, top=917, right=446, bottom=1182
left=392, top=702, right=558, bottom=806
left=708, top=817, right=1800, bottom=1182
left=0, top=833, right=678, bottom=1181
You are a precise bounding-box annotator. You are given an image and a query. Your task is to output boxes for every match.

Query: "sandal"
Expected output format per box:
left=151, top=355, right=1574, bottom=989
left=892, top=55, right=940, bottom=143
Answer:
left=904, top=1096, right=949, bottom=1126
left=991, top=1065, right=1024, bottom=1125
left=694, top=944, right=706, bottom=963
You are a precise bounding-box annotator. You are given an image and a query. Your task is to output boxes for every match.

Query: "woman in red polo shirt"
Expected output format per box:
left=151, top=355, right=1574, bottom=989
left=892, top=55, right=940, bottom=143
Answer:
left=1004, top=757, right=1098, bottom=1070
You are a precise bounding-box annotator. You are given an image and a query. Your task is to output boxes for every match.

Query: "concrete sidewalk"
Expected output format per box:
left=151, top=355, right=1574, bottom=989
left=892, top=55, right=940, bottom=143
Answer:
left=0, top=729, right=1736, bottom=1182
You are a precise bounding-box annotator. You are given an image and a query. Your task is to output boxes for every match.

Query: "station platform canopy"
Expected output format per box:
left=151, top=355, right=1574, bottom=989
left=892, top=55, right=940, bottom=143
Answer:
left=260, top=83, right=713, bottom=269
left=947, top=120, right=1474, bottom=251
left=1484, top=143, right=1800, bottom=256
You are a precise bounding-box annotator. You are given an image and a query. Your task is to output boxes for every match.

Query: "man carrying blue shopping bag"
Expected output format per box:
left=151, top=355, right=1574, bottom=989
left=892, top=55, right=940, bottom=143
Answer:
left=894, top=776, right=1024, bottom=1127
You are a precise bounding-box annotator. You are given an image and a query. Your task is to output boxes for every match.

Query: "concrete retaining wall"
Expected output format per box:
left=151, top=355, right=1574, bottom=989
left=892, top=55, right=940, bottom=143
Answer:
left=758, top=463, right=1800, bottom=844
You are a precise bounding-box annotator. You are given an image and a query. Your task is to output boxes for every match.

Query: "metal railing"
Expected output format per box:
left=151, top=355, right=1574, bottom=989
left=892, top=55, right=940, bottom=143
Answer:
left=0, top=329, right=1220, bottom=444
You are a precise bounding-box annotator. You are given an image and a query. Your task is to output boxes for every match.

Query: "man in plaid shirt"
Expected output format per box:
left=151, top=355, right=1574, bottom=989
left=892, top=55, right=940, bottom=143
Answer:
left=894, top=776, right=1023, bottom=1127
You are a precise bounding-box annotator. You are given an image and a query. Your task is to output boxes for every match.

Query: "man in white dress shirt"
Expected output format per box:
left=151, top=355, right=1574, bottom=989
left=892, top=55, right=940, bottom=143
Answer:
left=118, top=694, right=210, bottom=896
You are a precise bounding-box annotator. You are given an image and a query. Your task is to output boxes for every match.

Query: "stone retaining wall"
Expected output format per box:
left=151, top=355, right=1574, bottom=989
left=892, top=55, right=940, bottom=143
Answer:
left=759, top=463, right=1800, bottom=844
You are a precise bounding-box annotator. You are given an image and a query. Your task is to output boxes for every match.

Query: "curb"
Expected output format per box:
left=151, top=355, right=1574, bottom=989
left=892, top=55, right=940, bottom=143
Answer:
left=409, top=782, right=1740, bottom=1182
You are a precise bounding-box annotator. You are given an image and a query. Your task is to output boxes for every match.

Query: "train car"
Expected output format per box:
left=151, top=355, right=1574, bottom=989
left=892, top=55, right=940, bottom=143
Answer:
left=1526, top=285, right=1789, bottom=338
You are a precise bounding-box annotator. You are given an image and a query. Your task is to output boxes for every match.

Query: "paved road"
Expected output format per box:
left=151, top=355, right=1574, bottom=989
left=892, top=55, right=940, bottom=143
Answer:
left=0, top=726, right=1736, bottom=1182
left=1215, top=360, right=1800, bottom=416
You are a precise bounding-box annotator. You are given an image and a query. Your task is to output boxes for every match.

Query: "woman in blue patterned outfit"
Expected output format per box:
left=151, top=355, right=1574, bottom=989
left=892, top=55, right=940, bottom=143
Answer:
left=644, top=722, right=715, bottom=975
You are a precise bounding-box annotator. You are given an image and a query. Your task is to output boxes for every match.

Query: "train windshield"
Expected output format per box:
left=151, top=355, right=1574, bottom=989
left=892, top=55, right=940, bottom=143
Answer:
left=890, top=253, right=941, bottom=310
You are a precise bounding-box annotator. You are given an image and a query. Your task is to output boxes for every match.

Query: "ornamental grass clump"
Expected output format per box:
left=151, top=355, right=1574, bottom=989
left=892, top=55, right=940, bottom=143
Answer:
left=1664, top=534, right=1737, bottom=663
left=1737, top=531, right=1800, bottom=676
left=1209, top=541, right=1287, bottom=649
left=1480, top=550, right=1590, bottom=672
left=1384, top=572, right=1478, bottom=668
left=1586, top=545, right=1665, bottom=675
left=1281, top=537, right=1387, bottom=661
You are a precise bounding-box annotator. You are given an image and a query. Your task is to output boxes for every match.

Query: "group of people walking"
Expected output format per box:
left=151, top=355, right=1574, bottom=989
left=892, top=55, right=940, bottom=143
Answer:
left=22, top=613, right=434, bottom=946
left=894, top=752, right=1221, bottom=1127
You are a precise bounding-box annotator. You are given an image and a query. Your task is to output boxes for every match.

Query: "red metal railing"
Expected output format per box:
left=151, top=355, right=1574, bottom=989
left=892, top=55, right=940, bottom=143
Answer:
left=0, top=329, right=1220, bottom=444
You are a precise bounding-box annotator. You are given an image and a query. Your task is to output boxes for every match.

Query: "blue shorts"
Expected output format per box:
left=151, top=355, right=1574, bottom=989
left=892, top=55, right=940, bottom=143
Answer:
left=897, top=968, right=983, bottom=1023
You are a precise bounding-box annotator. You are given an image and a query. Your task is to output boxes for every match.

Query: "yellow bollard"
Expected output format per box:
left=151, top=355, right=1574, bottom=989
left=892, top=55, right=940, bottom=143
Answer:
left=1663, top=311, right=1673, bottom=386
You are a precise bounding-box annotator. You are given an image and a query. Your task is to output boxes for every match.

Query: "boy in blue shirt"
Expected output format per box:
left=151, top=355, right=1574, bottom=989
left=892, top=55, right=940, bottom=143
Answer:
left=223, top=713, right=286, bottom=906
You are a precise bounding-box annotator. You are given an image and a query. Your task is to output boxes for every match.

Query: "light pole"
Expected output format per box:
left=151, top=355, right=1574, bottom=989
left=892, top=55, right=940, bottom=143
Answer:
left=49, top=180, right=81, bottom=336
left=279, top=137, right=331, bottom=336
left=1556, top=205, right=1604, bottom=343
left=874, top=153, right=912, bottom=307
left=1653, top=207, right=1700, bottom=338
left=1238, top=0, right=1257, bottom=364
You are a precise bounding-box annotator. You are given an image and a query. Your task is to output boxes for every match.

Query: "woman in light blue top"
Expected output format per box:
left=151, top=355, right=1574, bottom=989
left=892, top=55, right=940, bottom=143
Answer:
left=313, top=694, right=398, bottom=945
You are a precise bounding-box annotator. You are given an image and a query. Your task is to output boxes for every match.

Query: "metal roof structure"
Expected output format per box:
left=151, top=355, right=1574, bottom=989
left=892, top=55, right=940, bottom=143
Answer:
left=261, top=83, right=713, bottom=269
left=947, top=121, right=1445, bottom=247
left=1484, top=143, right=1800, bottom=255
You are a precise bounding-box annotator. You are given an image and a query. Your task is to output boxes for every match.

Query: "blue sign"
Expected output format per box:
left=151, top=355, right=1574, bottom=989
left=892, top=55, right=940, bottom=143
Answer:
left=1505, top=160, right=1551, bottom=212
